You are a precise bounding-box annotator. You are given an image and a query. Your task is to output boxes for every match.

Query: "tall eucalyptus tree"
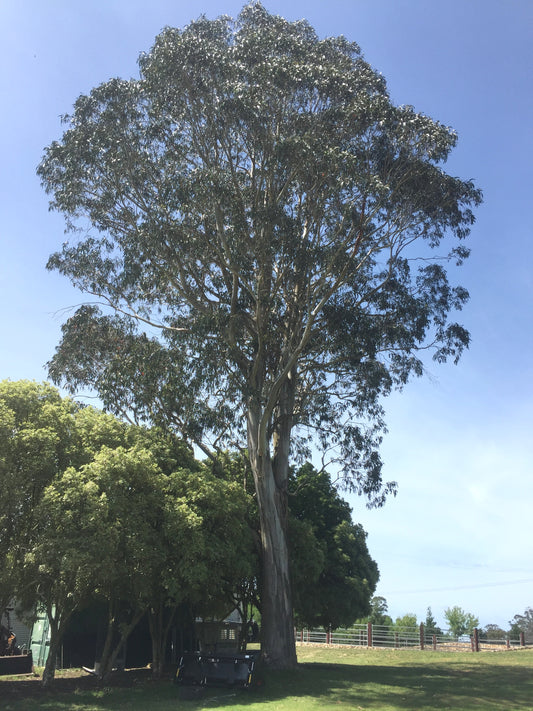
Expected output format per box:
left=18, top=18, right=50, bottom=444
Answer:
left=39, top=3, right=481, bottom=667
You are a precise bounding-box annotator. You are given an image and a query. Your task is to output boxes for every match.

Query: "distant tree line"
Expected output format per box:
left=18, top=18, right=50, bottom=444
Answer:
left=357, top=597, right=531, bottom=642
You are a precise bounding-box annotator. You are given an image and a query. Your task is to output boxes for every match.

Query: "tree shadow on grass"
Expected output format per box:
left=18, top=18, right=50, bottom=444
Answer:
left=1, top=668, right=156, bottom=708
left=212, top=660, right=533, bottom=710
left=2, top=661, right=532, bottom=710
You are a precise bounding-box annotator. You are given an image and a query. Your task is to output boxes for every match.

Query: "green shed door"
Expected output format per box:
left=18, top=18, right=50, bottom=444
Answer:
left=30, top=609, right=52, bottom=667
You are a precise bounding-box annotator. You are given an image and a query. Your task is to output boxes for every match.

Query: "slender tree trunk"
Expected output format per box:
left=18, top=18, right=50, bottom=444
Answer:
left=235, top=586, right=251, bottom=652
left=99, top=609, right=145, bottom=680
left=149, top=607, right=163, bottom=679
left=41, top=619, right=61, bottom=688
left=41, top=607, right=73, bottom=688
left=247, top=402, right=297, bottom=669
left=148, top=604, right=177, bottom=679
left=97, top=604, right=116, bottom=678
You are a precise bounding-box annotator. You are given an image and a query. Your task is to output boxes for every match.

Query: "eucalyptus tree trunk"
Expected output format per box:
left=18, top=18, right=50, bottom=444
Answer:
left=247, top=395, right=297, bottom=669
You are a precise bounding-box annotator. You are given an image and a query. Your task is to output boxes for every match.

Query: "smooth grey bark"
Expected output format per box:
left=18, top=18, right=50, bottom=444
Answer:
left=247, top=381, right=297, bottom=669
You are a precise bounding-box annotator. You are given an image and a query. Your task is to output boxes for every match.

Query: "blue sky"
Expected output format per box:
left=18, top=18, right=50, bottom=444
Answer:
left=1, top=0, right=532, bottom=631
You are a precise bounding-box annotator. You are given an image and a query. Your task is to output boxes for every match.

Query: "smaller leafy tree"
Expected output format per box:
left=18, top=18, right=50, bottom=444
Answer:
left=509, top=607, right=533, bottom=642
left=288, top=517, right=325, bottom=625
left=19, top=465, right=112, bottom=686
left=480, top=624, right=507, bottom=642
left=444, top=606, right=479, bottom=638
left=394, top=613, right=418, bottom=640
left=424, top=607, right=442, bottom=637
left=168, top=464, right=256, bottom=641
left=360, top=596, right=393, bottom=627
left=289, top=464, right=379, bottom=629
left=17, top=441, right=175, bottom=685
left=0, top=381, right=80, bottom=616
left=83, top=445, right=174, bottom=679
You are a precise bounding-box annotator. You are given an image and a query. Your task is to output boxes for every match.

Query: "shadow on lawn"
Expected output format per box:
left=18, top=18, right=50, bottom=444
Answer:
left=227, top=660, right=533, bottom=710
left=1, top=668, right=154, bottom=703
left=2, top=661, right=532, bottom=709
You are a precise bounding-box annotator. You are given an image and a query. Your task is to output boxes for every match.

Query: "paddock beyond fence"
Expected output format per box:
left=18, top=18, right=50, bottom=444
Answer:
left=296, top=623, right=527, bottom=652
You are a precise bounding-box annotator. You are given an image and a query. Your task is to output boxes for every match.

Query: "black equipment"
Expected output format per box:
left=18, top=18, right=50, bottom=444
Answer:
left=174, top=651, right=258, bottom=688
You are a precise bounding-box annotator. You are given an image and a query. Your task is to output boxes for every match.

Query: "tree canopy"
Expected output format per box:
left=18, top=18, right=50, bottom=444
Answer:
left=289, top=464, right=379, bottom=629
left=362, top=596, right=393, bottom=627
left=38, top=3, right=481, bottom=667
left=423, top=607, right=442, bottom=637
left=509, top=607, right=533, bottom=641
left=444, top=606, right=479, bottom=638
left=0, top=380, right=79, bottom=619
left=0, top=381, right=254, bottom=684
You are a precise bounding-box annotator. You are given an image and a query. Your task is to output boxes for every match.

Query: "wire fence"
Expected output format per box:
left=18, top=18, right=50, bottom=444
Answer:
left=296, top=623, right=528, bottom=653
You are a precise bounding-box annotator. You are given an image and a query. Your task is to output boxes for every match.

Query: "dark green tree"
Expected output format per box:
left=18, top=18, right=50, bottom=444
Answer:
left=38, top=4, right=481, bottom=667
left=424, top=606, right=442, bottom=637
left=289, top=464, right=378, bottom=629
left=509, top=607, right=533, bottom=642
left=481, top=623, right=506, bottom=642
left=362, top=596, right=393, bottom=627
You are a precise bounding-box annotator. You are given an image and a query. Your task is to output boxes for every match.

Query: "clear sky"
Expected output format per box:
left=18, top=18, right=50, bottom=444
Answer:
left=1, top=0, right=532, bottom=632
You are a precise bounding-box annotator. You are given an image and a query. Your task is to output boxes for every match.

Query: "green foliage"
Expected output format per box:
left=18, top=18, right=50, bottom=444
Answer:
left=0, top=380, right=81, bottom=614
left=289, top=464, right=379, bottom=629
left=424, top=606, right=442, bottom=636
left=40, top=2, right=481, bottom=504
left=0, top=380, right=254, bottom=681
left=166, top=465, right=255, bottom=617
left=481, top=624, right=507, bottom=641
left=444, top=605, right=479, bottom=638
left=508, top=607, right=533, bottom=641
left=360, top=595, right=393, bottom=627
left=37, top=3, right=481, bottom=665
left=393, top=613, right=417, bottom=635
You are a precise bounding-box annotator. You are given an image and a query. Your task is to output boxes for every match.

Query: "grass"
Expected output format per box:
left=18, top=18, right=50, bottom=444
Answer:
left=2, top=645, right=532, bottom=710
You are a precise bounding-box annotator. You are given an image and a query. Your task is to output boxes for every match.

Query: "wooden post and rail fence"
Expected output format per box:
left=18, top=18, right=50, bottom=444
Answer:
left=296, top=623, right=527, bottom=652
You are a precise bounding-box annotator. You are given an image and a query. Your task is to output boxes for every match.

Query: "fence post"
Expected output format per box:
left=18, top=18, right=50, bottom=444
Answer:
left=419, top=623, right=425, bottom=650
left=367, top=622, right=373, bottom=648
left=473, top=628, right=479, bottom=652
left=326, top=628, right=331, bottom=645
left=506, top=638, right=510, bottom=649
left=520, top=632, right=525, bottom=647
left=432, top=634, right=437, bottom=651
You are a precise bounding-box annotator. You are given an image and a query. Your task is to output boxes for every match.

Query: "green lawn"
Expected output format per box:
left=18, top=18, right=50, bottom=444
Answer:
left=2, top=646, right=532, bottom=711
